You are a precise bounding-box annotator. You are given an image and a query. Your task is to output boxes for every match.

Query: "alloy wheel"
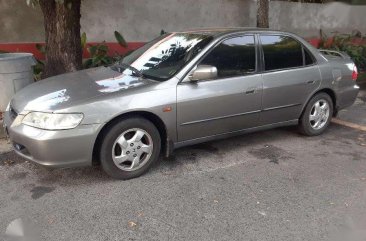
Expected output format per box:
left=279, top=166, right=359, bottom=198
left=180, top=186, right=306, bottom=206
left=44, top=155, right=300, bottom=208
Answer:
left=112, top=128, right=153, bottom=171
left=309, top=99, right=330, bottom=130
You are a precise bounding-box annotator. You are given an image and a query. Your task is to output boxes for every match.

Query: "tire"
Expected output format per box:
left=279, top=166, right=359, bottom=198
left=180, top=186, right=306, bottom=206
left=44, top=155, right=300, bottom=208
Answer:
left=299, top=92, right=333, bottom=136
left=100, top=117, right=161, bottom=180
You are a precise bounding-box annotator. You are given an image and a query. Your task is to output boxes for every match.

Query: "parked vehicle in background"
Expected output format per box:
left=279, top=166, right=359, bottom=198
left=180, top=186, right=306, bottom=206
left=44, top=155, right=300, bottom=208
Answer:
left=3, top=28, right=359, bottom=179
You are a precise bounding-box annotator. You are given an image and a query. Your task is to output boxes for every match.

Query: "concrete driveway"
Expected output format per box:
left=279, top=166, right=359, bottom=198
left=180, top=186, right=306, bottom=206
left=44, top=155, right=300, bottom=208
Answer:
left=0, top=89, right=365, bottom=241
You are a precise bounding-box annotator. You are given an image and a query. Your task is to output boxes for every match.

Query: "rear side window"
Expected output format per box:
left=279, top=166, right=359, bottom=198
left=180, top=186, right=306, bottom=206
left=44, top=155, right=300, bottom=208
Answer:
left=260, top=35, right=303, bottom=71
left=200, top=35, right=256, bottom=78
left=304, top=47, right=315, bottom=65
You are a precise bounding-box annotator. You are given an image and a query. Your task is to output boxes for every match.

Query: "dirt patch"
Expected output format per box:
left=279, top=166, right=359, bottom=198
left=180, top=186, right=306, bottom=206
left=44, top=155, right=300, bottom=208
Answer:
left=30, top=186, right=55, bottom=200
left=248, top=145, right=293, bottom=164
left=191, top=143, right=219, bottom=153
left=0, top=151, right=25, bottom=166
left=8, top=172, right=28, bottom=180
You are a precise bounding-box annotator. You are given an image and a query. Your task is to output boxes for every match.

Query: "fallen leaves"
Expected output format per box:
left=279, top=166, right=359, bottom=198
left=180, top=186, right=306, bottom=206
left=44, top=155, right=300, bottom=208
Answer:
left=128, top=221, right=137, bottom=229
left=3, top=160, right=15, bottom=166
left=258, top=211, right=266, bottom=216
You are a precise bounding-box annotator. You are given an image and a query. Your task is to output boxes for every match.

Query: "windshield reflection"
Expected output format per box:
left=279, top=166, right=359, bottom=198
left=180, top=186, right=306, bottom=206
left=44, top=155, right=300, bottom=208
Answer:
left=118, top=33, right=213, bottom=81
left=96, top=73, right=144, bottom=93
left=24, top=89, right=70, bottom=111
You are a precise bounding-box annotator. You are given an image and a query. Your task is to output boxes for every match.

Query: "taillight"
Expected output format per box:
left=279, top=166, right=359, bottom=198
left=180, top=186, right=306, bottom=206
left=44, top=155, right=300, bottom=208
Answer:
left=352, top=65, right=358, bottom=81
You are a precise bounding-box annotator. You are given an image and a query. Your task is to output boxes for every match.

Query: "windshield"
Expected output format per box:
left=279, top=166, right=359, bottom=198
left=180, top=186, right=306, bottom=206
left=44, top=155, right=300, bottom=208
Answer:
left=120, top=33, right=213, bottom=81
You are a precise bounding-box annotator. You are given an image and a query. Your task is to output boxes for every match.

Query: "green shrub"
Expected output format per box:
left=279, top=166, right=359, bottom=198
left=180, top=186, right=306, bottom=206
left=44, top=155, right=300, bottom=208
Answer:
left=34, top=30, right=128, bottom=79
left=319, top=29, right=366, bottom=71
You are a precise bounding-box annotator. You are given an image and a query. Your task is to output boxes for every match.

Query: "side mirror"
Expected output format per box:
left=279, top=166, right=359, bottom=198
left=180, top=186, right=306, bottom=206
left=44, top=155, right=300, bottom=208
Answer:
left=189, top=65, right=218, bottom=81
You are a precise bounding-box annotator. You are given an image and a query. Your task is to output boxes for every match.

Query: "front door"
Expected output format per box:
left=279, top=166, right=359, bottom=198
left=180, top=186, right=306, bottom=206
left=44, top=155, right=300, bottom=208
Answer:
left=177, top=35, right=263, bottom=141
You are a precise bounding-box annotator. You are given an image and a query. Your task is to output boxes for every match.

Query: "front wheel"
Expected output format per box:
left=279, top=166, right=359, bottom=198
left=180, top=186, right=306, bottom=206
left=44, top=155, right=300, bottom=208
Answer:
left=299, top=93, right=333, bottom=136
left=100, top=118, right=161, bottom=179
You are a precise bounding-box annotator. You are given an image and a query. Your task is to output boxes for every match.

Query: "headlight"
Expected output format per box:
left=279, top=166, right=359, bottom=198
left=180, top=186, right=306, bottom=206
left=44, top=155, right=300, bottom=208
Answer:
left=6, top=102, right=10, bottom=112
left=22, top=112, right=83, bottom=130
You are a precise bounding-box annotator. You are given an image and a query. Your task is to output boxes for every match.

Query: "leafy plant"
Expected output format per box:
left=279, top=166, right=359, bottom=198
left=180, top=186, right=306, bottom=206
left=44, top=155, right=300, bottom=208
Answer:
left=114, top=31, right=127, bottom=48
left=32, top=30, right=129, bottom=78
left=82, top=31, right=128, bottom=69
left=319, top=29, right=366, bottom=71
left=35, top=43, right=46, bottom=55
left=81, top=32, right=87, bottom=49
left=30, top=43, right=46, bottom=80
left=83, top=42, right=113, bottom=68
left=160, top=29, right=167, bottom=35
left=33, top=59, right=44, bottom=81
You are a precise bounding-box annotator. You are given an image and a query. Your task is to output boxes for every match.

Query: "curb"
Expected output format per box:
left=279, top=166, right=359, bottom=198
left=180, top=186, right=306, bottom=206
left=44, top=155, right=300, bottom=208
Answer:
left=332, top=118, right=366, bottom=132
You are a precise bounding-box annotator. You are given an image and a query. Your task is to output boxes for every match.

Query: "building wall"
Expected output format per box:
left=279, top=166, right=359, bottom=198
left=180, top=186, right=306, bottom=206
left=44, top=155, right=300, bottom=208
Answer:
left=0, top=0, right=365, bottom=43
left=0, top=0, right=44, bottom=42
left=81, top=0, right=256, bottom=42
left=270, top=1, right=366, bottom=37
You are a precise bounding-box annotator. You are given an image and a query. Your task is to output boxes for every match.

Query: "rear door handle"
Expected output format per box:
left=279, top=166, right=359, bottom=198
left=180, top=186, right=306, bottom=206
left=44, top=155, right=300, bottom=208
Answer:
left=245, top=89, right=256, bottom=94
left=307, top=80, right=316, bottom=84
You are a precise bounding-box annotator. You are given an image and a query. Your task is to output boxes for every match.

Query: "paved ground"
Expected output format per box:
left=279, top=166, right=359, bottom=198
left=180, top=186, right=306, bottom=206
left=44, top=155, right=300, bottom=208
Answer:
left=0, top=87, right=365, bottom=241
left=337, top=82, right=366, bottom=126
left=0, top=138, right=11, bottom=154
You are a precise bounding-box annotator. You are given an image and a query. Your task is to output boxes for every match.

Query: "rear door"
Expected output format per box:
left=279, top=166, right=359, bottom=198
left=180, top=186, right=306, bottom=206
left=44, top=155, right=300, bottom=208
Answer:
left=176, top=35, right=263, bottom=141
left=258, top=34, right=321, bottom=125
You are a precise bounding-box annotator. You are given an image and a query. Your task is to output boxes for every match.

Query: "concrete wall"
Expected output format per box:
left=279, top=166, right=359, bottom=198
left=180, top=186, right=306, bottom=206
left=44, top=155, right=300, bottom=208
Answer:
left=81, top=0, right=256, bottom=42
left=0, top=0, right=366, bottom=43
left=0, top=0, right=44, bottom=42
left=270, top=1, right=366, bottom=37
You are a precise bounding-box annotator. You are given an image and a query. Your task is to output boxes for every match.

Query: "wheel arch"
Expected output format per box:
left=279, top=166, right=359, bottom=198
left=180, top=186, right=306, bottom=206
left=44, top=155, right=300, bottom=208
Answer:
left=300, top=88, right=337, bottom=119
left=92, top=111, right=168, bottom=165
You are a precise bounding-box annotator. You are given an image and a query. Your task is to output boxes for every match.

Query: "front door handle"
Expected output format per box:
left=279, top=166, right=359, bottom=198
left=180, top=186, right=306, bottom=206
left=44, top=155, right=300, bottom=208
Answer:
left=245, top=89, right=256, bottom=94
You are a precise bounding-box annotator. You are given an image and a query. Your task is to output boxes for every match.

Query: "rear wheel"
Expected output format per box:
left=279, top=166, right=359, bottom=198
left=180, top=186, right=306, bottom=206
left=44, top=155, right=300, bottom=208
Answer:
left=100, top=118, right=161, bottom=179
left=299, top=93, right=333, bottom=136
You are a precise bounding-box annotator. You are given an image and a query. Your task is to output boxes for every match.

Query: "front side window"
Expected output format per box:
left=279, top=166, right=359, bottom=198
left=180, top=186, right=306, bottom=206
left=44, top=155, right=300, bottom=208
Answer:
left=200, top=35, right=256, bottom=78
left=260, top=35, right=303, bottom=71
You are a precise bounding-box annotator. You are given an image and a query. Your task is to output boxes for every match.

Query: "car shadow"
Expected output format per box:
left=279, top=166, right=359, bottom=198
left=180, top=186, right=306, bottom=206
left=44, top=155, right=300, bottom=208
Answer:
left=2, top=123, right=357, bottom=185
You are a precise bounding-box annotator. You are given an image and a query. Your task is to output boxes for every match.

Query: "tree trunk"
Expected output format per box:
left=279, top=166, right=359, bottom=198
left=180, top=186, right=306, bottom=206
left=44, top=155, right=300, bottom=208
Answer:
left=39, top=0, right=82, bottom=78
left=257, top=0, right=269, bottom=28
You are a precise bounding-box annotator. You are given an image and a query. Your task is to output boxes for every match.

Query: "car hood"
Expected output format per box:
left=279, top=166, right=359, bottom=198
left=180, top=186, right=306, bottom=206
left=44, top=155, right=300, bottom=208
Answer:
left=11, top=67, right=153, bottom=112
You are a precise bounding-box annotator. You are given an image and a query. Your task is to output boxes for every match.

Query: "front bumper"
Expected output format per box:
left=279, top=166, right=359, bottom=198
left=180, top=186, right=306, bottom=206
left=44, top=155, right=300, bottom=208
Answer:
left=3, top=111, right=102, bottom=168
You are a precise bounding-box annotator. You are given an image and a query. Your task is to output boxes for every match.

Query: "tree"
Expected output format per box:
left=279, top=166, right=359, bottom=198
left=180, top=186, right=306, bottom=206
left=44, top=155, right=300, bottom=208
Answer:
left=27, top=0, right=82, bottom=78
left=257, top=0, right=269, bottom=28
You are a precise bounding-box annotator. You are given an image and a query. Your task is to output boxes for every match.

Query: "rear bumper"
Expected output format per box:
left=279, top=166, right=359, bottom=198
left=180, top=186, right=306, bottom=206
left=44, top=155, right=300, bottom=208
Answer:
left=336, top=84, right=360, bottom=110
left=3, top=111, right=101, bottom=168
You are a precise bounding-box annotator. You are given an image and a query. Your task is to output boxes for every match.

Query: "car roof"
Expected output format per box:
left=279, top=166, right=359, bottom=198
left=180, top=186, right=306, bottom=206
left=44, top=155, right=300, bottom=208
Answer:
left=175, top=27, right=288, bottom=37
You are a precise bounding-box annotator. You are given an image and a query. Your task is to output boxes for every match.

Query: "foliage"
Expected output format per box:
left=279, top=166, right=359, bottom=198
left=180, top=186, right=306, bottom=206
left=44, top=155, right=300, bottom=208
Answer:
left=114, top=31, right=128, bottom=48
left=83, top=42, right=113, bottom=68
left=82, top=31, right=127, bottom=69
left=319, top=29, right=366, bottom=70
left=81, top=32, right=87, bottom=49
left=160, top=29, right=167, bottom=35
left=33, top=59, right=45, bottom=81
left=29, top=44, right=45, bottom=80
left=32, top=30, right=129, bottom=77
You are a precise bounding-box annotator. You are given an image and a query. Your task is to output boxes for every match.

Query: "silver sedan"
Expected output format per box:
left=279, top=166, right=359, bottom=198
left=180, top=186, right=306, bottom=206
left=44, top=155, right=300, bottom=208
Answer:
left=4, top=28, right=359, bottom=179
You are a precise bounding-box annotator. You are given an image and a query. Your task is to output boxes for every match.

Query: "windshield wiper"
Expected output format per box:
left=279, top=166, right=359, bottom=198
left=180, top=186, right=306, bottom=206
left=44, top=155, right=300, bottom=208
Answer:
left=111, top=62, right=144, bottom=78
